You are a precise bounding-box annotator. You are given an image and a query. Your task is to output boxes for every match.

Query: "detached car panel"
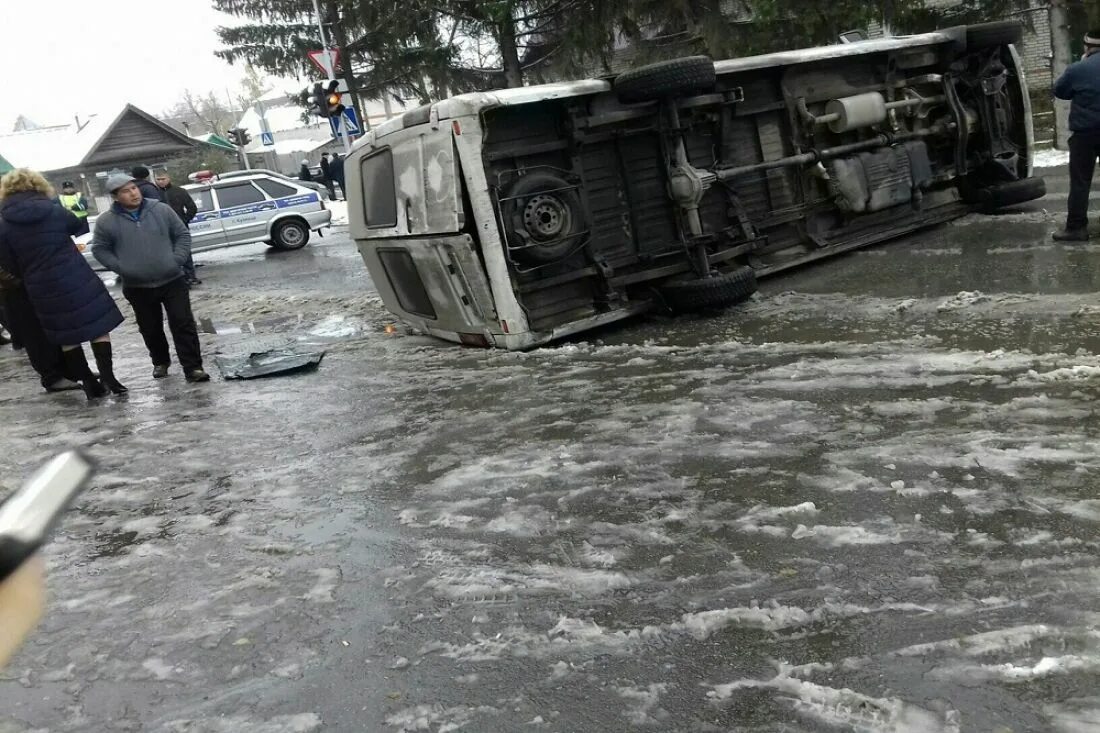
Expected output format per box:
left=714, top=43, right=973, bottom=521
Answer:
left=347, top=22, right=1045, bottom=349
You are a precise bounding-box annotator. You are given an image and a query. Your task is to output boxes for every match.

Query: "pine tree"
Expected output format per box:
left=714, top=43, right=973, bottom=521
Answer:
left=616, top=0, right=1035, bottom=64
left=212, top=0, right=1040, bottom=109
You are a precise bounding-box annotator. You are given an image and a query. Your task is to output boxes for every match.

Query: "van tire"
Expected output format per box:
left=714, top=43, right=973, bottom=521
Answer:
left=659, top=266, right=758, bottom=313
left=501, top=173, right=587, bottom=266
left=973, top=176, right=1047, bottom=212
left=965, top=21, right=1023, bottom=49
left=614, top=56, right=716, bottom=104
left=270, top=220, right=310, bottom=250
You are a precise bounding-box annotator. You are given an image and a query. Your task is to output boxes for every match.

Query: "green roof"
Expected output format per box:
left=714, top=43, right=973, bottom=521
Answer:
left=0, top=152, right=12, bottom=174
left=199, top=133, right=237, bottom=152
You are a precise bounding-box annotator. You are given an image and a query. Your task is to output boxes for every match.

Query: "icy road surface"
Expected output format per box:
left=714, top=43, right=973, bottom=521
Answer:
left=3, top=169, right=1100, bottom=731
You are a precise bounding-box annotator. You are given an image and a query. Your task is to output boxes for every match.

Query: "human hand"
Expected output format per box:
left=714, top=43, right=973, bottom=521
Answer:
left=0, top=554, right=45, bottom=667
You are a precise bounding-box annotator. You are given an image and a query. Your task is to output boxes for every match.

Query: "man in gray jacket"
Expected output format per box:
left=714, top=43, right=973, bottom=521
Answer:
left=92, top=173, right=209, bottom=382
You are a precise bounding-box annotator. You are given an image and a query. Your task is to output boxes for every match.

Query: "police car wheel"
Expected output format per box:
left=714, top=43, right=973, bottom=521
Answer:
left=270, top=220, right=310, bottom=250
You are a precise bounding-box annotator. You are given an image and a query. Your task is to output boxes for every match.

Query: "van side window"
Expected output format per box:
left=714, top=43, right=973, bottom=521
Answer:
left=217, top=183, right=265, bottom=208
left=254, top=179, right=297, bottom=199
left=361, top=149, right=397, bottom=227
left=191, top=189, right=214, bottom=213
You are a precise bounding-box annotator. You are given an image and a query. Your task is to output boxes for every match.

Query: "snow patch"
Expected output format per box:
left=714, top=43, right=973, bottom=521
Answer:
left=303, top=567, right=339, bottom=603
left=1034, top=148, right=1070, bottom=168
left=708, top=672, right=959, bottom=732
left=308, top=315, right=359, bottom=338
left=160, top=713, right=323, bottom=732
left=385, top=704, right=500, bottom=732
left=937, top=291, right=990, bottom=311
left=326, top=199, right=348, bottom=226
left=672, top=600, right=935, bottom=638
left=616, top=683, right=669, bottom=725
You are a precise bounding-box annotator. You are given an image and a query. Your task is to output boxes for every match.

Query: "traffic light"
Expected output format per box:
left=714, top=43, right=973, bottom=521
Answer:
left=308, top=80, right=347, bottom=119
left=309, top=82, right=327, bottom=118
left=227, top=127, right=252, bottom=147
left=324, top=80, right=345, bottom=117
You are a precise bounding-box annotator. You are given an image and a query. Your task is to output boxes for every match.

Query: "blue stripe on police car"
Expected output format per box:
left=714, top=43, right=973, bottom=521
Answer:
left=190, top=192, right=319, bottom=221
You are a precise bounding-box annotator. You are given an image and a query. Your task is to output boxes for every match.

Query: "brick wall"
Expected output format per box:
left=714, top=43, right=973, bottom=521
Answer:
left=1017, top=4, right=1053, bottom=90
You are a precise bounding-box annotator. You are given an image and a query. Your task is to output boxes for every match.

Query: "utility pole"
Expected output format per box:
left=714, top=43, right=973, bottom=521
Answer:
left=1051, top=0, right=1073, bottom=150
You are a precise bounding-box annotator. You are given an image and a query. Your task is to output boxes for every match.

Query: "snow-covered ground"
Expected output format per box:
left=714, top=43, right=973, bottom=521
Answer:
left=1033, top=147, right=1070, bottom=168
left=327, top=199, right=348, bottom=226
left=3, top=174, right=1100, bottom=731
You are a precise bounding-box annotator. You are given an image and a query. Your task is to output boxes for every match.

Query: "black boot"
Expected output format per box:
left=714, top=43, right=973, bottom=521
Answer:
left=61, top=347, right=108, bottom=399
left=90, top=341, right=128, bottom=394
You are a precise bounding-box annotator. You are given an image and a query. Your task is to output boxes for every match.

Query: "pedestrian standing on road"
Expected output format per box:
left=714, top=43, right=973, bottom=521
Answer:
left=0, top=262, right=82, bottom=393
left=56, top=181, right=90, bottom=237
left=1053, top=31, right=1100, bottom=241
left=92, top=174, right=210, bottom=383
left=130, top=166, right=163, bottom=203
left=155, top=172, right=201, bottom=286
left=299, top=159, right=313, bottom=183
left=0, top=169, right=127, bottom=398
left=331, top=153, right=346, bottom=201
left=319, top=153, right=337, bottom=200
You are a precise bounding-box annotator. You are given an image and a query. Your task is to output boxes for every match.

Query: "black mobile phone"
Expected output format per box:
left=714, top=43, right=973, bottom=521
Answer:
left=0, top=452, right=95, bottom=583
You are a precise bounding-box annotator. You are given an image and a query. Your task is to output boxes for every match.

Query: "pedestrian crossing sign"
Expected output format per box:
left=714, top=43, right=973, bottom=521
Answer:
left=329, top=108, right=360, bottom=138
left=260, top=131, right=275, bottom=147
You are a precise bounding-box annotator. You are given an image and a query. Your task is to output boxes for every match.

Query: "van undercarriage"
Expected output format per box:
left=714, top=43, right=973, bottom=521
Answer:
left=350, top=22, right=1044, bottom=348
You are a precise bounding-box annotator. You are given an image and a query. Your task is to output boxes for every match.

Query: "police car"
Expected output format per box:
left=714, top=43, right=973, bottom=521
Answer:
left=185, top=171, right=332, bottom=252
left=81, top=171, right=332, bottom=268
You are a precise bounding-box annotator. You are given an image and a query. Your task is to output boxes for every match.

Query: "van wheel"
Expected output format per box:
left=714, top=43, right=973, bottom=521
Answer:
left=501, top=173, right=587, bottom=266
left=270, top=220, right=310, bottom=250
left=614, top=56, right=716, bottom=104
left=965, top=21, right=1023, bottom=49
left=659, top=266, right=757, bottom=313
left=971, top=177, right=1047, bottom=212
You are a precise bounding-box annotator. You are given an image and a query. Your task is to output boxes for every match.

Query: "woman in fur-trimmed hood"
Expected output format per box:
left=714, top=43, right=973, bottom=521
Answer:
left=0, top=168, right=127, bottom=398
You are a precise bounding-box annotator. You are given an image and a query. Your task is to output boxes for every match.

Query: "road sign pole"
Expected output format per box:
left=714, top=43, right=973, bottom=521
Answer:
left=337, top=114, right=351, bottom=155
left=310, top=0, right=331, bottom=67
left=310, top=0, right=334, bottom=78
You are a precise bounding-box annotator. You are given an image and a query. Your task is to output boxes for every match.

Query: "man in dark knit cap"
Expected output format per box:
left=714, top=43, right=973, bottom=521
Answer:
left=130, top=165, right=163, bottom=204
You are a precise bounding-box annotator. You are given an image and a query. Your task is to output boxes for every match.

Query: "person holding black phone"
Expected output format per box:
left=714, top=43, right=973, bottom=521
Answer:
left=0, top=452, right=94, bottom=666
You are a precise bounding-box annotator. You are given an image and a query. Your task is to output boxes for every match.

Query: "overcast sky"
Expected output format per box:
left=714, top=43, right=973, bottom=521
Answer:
left=0, top=0, right=285, bottom=129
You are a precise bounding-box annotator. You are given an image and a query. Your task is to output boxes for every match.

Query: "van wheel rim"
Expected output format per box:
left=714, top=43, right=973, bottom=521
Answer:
left=522, top=194, right=571, bottom=241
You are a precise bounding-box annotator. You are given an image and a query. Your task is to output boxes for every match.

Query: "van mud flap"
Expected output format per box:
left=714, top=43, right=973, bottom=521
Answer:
left=359, top=234, right=498, bottom=338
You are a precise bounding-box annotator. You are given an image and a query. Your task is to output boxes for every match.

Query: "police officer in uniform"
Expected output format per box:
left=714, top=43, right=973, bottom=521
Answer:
left=56, top=181, right=90, bottom=236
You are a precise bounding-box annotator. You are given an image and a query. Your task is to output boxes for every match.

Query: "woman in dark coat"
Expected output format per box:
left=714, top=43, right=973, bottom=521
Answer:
left=0, top=169, right=127, bottom=398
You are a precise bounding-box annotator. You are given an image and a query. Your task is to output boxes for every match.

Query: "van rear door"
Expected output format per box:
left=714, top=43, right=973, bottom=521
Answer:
left=351, top=125, right=502, bottom=341
left=354, top=130, right=464, bottom=237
